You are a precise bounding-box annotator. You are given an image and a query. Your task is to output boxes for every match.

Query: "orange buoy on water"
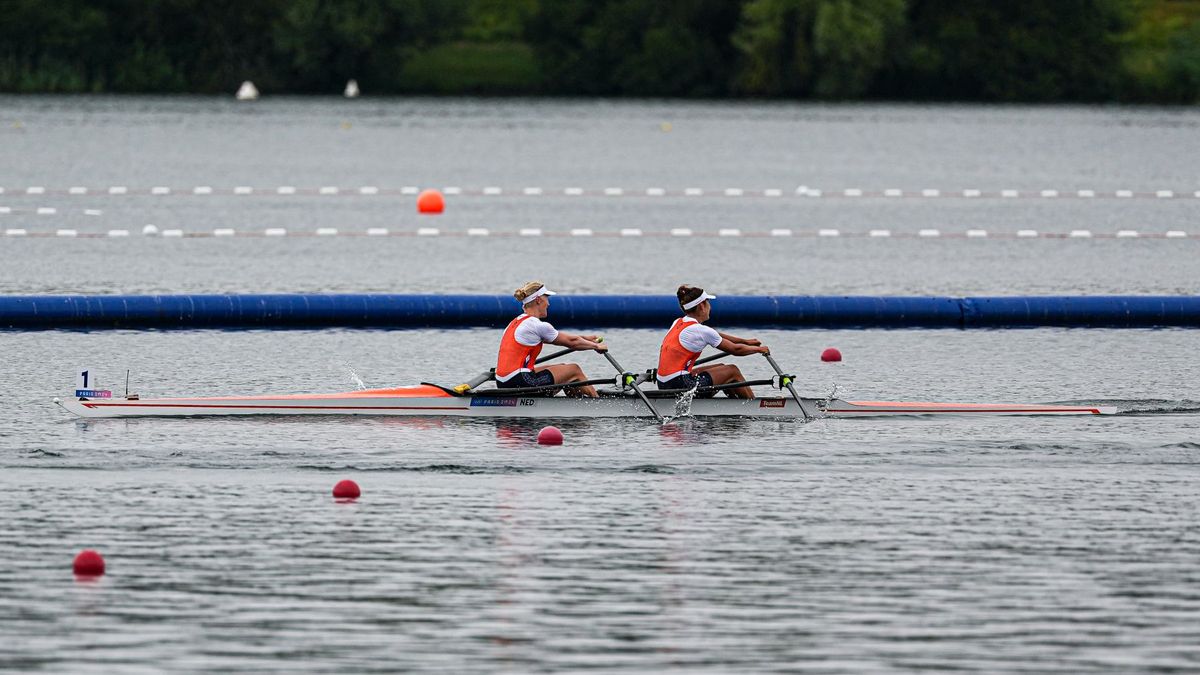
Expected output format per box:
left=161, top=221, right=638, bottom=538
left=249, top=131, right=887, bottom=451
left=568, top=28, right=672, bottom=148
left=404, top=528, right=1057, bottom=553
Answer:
left=417, top=189, right=444, bottom=214
left=332, top=479, right=361, bottom=500
left=537, top=426, right=563, bottom=445
left=821, top=348, right=842, bottom=362
left=73, top=549, right=105, bottom=577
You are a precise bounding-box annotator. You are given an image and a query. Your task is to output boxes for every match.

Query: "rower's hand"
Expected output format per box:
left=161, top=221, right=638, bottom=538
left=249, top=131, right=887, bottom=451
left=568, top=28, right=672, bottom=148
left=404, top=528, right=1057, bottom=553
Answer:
left=593, top=342, right=609, bottom=353
left=757, top=345, right=770, bottom=355
left=581, top=334, right=601, bottom=342
left=742, top=338, right=762, bottom=347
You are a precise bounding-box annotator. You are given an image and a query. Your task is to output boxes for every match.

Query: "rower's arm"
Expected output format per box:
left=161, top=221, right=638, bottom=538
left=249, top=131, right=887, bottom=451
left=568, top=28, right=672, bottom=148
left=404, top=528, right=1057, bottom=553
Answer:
left=552, top=332, right=608, bottom=352
left=716, top=337, right=768, bottom=356
left=717, top=331, right=762, bottom=347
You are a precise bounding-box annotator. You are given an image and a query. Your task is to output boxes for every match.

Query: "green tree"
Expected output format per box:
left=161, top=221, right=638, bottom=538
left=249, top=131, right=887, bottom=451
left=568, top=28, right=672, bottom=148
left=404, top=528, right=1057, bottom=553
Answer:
left=812, top=0, right=905, bottom=97
left=0, top=0, right=111, bottom=91
left=732, top=0, right=905, bottom=98
left=1164, top=21, right=1200, bottom=100
left=1117, top=0, right=1200, bottom=102
left=271, top=0, right=470, bottom=92
left=732, top=0, right=816, bottom=96
left=525, top=0, right=740, bottom=96
left=890, top=0, right=1130, bottom=101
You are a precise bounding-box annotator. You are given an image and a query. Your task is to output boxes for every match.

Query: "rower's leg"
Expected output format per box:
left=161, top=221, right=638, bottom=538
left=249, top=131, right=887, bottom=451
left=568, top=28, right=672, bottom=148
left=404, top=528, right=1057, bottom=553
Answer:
left=543, top=363, right=598, bottom=397
left=695, top=364, right=754, bottom=398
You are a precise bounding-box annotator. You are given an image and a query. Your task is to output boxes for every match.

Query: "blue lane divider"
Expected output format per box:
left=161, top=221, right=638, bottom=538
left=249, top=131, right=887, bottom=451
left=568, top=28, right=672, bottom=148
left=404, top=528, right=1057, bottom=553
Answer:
left=0, top=295, right=1197, bottom=329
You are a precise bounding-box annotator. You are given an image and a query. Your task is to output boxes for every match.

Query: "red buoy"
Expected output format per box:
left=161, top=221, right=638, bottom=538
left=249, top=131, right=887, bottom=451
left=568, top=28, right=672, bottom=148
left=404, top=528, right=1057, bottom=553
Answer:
left=73, top=549, right=105, bottom=577
left=417, top=189, right=444, bottom=214
left=537, top=426, right=563, bottom=445
left=821, top=347, right=842, bottom=362
left=332, top=479, right=361, bottom=500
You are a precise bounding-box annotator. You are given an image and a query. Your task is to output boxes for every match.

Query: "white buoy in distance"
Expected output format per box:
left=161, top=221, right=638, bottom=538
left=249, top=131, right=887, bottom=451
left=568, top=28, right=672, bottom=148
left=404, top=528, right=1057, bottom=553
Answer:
left=344, top=79, right=360, bottom=98
left=236, top=81, right=259, bottom=101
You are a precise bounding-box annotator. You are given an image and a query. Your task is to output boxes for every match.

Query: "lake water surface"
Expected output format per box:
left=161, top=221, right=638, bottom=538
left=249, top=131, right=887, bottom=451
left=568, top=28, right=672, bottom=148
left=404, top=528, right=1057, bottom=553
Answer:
left=1, top=97, right=1198, bottom=672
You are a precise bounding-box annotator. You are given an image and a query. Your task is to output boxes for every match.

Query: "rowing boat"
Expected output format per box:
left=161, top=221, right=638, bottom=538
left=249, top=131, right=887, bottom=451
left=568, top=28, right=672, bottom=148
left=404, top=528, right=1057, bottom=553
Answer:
left=53, top=383, right=1118, bottom=419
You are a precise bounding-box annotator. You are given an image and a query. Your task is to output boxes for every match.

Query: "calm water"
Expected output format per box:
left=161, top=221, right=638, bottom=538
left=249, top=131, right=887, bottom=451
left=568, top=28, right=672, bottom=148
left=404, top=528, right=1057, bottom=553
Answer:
left=1, top=97, right=1199, bottom=672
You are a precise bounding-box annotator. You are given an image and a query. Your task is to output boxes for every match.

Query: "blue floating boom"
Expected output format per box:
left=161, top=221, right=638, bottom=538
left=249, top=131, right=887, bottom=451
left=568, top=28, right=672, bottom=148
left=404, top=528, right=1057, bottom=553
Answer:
left=0, top=294, right=1196, bottom=329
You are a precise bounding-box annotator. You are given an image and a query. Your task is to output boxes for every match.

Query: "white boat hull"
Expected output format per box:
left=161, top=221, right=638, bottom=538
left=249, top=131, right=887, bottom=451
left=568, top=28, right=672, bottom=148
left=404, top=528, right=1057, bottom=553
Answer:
left=54, top=386, right=1118, bottom=419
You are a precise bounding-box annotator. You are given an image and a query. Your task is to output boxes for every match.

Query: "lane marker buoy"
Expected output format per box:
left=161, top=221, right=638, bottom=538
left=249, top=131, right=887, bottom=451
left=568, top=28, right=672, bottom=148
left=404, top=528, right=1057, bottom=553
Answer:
left=537, top=426, right=563, bottom=445
left=332, top=479, right=360, bottom=500
left=73, top=550, right=105, bottom=577
left=417, top=189, right=444, bottom=214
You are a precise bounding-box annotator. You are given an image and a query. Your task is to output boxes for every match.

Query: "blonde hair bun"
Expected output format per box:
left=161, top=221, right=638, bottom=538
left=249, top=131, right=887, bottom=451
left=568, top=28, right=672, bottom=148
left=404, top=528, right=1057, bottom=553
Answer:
left=514, top=281, right=544, bottom=302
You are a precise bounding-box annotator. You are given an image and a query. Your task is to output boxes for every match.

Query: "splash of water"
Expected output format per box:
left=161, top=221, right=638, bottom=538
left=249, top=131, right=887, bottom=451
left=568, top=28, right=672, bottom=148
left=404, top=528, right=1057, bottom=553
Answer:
left=815, top=383, right=839, bottom=419
left=671, top=381, right=701, bottom=419
left=343, top=364, right=367, bottom=390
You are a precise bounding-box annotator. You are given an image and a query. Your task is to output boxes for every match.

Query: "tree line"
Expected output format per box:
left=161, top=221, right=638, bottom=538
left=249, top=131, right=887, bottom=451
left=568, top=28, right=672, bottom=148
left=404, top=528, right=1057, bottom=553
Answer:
left=1, top=0, right=1197, bottom=102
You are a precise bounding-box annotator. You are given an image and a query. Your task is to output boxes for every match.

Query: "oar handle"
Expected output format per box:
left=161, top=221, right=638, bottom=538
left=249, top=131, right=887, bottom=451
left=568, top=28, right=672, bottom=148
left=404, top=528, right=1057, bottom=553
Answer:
left=536, top=347, right=574, bottom=364
left=603, top=352, right=665, bottom=423
left=695, top=351, right=733, bottom=366
left=762, top=353, right=811, bottom=421
left=537, top=336, right=604, bottom=364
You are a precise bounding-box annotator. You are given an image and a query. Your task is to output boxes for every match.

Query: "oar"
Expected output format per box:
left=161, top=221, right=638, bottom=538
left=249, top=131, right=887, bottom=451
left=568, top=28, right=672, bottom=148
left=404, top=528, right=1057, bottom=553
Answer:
left=536, top=346, right=577, bottom=364
left=602, top=352, right=665, bottom=423
left=454, top=338, right=601, bottom=394
left=452, top=371, right=494, bottom=394
left=695, top=351, right=732, bottom=366
left=763, top=353, right=811, bottom=421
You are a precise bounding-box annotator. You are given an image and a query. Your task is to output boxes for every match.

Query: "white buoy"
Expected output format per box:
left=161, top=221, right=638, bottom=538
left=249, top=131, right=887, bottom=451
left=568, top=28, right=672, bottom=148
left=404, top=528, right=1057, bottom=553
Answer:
left=236, top=81, right=259, bottom=101
left=142, top=224, right=159, bottom=236
left=343, top=79, right=360, bottom=98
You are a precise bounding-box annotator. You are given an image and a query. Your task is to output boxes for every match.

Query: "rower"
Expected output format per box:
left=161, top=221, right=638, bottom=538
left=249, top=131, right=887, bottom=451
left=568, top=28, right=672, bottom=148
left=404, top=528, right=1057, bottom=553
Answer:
left=497, top=281, right=607, bottom=397
left=657, top=285, right=769, bottom=399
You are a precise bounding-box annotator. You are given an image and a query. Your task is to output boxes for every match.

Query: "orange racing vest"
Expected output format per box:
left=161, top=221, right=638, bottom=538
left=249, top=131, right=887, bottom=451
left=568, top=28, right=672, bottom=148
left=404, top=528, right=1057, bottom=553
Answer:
left=496, top=314, right=545, bottom=380
left=657, top=317, right=705, bottom=380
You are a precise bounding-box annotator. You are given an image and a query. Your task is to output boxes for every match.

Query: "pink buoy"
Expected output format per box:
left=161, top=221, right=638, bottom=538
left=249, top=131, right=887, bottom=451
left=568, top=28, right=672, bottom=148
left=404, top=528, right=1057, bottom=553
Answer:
left=73, top=549, right=105, bottom=577
left=537, top=426, right=564, bottom=445
left=821, top=347, right=842, bottom=362
left=332, top=479, right=361, bottom=500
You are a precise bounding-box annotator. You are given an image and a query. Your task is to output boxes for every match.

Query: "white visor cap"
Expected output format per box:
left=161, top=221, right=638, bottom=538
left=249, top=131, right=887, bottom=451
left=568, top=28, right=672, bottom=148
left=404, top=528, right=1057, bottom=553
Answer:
left=682, top=290, right=717, bottom=310
left=521, top=286, right=557, bottom=304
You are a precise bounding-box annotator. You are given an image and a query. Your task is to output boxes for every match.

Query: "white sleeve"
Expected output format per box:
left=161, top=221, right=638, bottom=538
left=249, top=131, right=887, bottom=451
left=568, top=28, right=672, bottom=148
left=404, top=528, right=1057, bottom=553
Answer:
left=535, top=319, right=560, bottom=343
left=679, top=324, right=722, bottom=352
left=515, top=317, right=559, bottom=346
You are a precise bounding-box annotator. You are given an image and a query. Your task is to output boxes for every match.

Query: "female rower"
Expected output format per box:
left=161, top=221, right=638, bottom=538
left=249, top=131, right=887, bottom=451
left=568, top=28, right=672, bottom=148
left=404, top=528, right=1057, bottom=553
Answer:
left=497, top=281, right=608, bottom=397
left=657, top=285, right=769, bottom=399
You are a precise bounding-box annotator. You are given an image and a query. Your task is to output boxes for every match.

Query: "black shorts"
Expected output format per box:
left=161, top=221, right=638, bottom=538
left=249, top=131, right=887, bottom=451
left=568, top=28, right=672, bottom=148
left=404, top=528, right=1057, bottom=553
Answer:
left=657, top=371, right=714, bottom=394
left=497, top=369, right=556, bottom=391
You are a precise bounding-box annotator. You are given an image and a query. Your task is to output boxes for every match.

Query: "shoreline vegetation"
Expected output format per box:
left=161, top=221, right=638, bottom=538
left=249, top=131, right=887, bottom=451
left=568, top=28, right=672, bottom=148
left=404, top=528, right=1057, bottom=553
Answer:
left=0, top=0, right=1196, bottom=103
